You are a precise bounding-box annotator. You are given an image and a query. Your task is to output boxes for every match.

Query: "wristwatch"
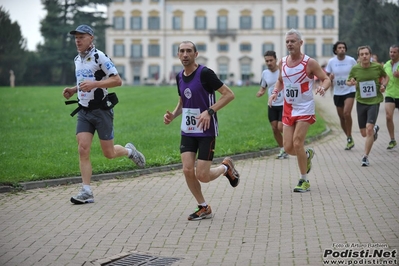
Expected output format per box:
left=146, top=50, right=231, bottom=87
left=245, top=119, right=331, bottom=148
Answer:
left=207, top=108, right=215, bottom=116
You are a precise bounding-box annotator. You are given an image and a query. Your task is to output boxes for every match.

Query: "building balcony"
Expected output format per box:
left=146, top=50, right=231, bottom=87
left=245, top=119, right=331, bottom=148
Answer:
left=129, top=57, right=144, bottom=65
left=209, top=29, right=237, bottom=41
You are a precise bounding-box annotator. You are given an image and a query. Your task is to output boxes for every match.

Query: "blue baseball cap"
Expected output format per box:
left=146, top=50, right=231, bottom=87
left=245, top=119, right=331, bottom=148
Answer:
left=69, top=25, right=94, bottom=36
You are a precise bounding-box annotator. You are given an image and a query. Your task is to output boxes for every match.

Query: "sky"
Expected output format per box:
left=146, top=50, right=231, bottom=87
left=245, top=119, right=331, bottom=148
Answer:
left=1, top=0, right=46, bottom=51
left=1, top=0, right=107, bottom=51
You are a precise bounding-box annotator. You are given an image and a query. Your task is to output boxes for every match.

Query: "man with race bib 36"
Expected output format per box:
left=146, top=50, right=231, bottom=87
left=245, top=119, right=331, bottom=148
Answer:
left=346, top=45, right=389, bottom=166
left=163, top=41, right=240, bottom=221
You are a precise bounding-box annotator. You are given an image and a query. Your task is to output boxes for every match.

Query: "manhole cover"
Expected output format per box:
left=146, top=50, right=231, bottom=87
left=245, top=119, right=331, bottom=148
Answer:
left=101, top=253, right=181, bottom=266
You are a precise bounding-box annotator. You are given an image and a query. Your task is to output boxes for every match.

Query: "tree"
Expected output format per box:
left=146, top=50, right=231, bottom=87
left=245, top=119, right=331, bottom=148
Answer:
left=38, top=0, right=112, bottom=85
left=339, top=0, right=399, bottom=63
left=0, top=7, right=28, bottom=86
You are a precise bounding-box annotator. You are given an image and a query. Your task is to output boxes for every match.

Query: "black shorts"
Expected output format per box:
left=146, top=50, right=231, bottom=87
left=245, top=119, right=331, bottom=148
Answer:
left=180, top=136, right=215, bottom=161
left=385, top=96, right=399, bottom=109
left=268, top=105, right=283, bottom=122
left=356, top=102, right=380, bottom=129
left=333, top=92, right=355, bottom=107
left=76, top=108, right=114, bottom=140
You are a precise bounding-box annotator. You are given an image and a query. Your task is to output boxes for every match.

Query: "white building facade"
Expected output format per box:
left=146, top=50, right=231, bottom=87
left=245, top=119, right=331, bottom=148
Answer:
left=106, top=0, right=338, bottom=85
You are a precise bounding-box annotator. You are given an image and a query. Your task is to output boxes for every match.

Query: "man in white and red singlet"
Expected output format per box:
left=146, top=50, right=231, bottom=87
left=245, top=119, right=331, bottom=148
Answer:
left=269, top=29, right=331, bottom=193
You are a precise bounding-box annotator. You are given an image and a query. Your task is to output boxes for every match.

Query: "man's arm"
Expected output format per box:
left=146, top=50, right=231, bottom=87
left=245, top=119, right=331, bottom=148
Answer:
left=197, top=84, right=235, bottom=131
left=78, top=74, right=122, bottom=92
left=308, top=58, right=331, bottom=96
left=210, top=84, right=235, bottom=112
left=380, top=74, right=389, bottom=93
left=256, top=86, right=266, bottom=97
left=268, top=60, right=283, bottom=106
left=164, top=97, right=183, bottom=125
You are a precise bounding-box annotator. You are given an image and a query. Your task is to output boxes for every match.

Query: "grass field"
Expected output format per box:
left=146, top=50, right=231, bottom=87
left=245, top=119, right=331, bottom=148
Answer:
left=0, top=85, right=326, bottom=185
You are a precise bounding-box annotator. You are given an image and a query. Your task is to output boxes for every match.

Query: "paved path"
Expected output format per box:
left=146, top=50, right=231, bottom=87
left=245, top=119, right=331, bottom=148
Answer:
left=1, top=93, right=398, bottom=266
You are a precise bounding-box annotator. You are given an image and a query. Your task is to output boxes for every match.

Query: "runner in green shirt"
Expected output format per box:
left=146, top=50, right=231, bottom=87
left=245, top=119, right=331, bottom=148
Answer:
left=383, top=44, right=399, bottom=150
left=347, top=45, right=389, bottom=167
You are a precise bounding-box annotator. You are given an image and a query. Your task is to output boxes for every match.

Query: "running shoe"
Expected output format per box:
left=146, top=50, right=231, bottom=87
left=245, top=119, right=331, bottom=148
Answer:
left=125, top=143, right=146, bottom=168
left=70, top=188, right=94, bottom=204
left=373, top=125, right=379, bottom=142
left=387, top=140, right=397, bottom=150
left=361, top=156, right=369, bottom=167
left=345, top=137, right=355, bottom=150
left=293, top=179, right=310, bottom=193
left=188, top=205, right=212, bottom=221
left=222, top=157, right=240, bottom=187
left=277, top=149, right=289, bottom=159
left=306, top=148, right=315, bottom=174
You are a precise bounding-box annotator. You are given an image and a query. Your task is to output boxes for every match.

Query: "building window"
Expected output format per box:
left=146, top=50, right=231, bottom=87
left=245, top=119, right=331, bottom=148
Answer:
left=173, top=16, right=182, bottom=30
left=171, top=65, right=182, bottom=80
left=113, top=17, right=125, bottom=30
left=148, top=65, right=160, bottom=80
left=131, top=44, right=142, bottom=58
left=130, top=16, right=142, bottom=30
left=148, top=16, right=160, bottom=30
left=195, top=16, right=207, bottom=30
left=323, top=15, right=334, bottom=29
left=151, top=0, right=159, bottom=2
left=131, top=0, right=141, bottom=2
left=115, top=65, right=125, bottom=80
left=240, top=43, right=252, bottom=52
left=197, top=44, right=207, bottom=52
left=133, top=65, right=141, bottom=85
left=218, top=64, right=228, bottom=81
left=148, top=44, right=160, bottom=57
left=113, top=44, right=125, bottom=57
left=172, top=65, right=182, bottom=75
left=304, top=44, right=316, bottom=57
left=305, top=15, right=316, bottom=29
left=262, top=43, right=275, bottom=55
left=114, top=0, right=124, bottom=2
left=218, top=43, right=229, bottom=52
left=217, top=16, right=228, bottom=30
left=262, top=16, right=274, bottom=29
left=172, top=43, right=179, bottom=56
left=241, top=64, right=251, bottom=81
left=287, top=15, right=298, bottom=29
left=322, top=43, right=333, bottom=57
left=240, top=16, right=252, bottom=30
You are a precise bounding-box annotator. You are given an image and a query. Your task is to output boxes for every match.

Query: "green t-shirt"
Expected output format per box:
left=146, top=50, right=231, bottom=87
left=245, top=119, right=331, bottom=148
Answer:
left=347, top=62, right=386, bottom=105
left=383, top=60, right=399, bottom=99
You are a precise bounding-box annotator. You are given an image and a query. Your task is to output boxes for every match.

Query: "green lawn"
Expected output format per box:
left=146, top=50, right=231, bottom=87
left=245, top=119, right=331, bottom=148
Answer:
left=0, top=85, right=325, bottom=185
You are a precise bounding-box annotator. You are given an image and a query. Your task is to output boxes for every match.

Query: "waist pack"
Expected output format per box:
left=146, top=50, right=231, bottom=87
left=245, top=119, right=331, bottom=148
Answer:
left=65, top=92, right=119, bottom=117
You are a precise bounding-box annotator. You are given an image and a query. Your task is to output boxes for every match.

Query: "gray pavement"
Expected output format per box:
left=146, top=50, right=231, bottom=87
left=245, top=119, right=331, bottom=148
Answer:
left=1, top=93, right=398, bottom=266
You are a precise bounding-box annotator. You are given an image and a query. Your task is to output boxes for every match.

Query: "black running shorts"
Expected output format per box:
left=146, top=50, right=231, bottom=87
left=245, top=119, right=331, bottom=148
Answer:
left=268, top=105, right=283, bottom=123
left=333, top=92, right=355, bottom=107
left=385, top=96, right=399, bottom=109
left=180, top=136, right=215, bottom=161
left=356, top=102, right=379, bottom=129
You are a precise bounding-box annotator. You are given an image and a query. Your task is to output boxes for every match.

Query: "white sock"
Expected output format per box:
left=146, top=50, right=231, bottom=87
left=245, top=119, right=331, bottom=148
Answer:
left=127, top=148, right=132, bottom=157
left=199, top=202, right=207, bottom=207
left=300, top=174, right=307, bottom=181
left=222, top=164, right=228, bottom=173
left=83, top=184, right=91, bottom=192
